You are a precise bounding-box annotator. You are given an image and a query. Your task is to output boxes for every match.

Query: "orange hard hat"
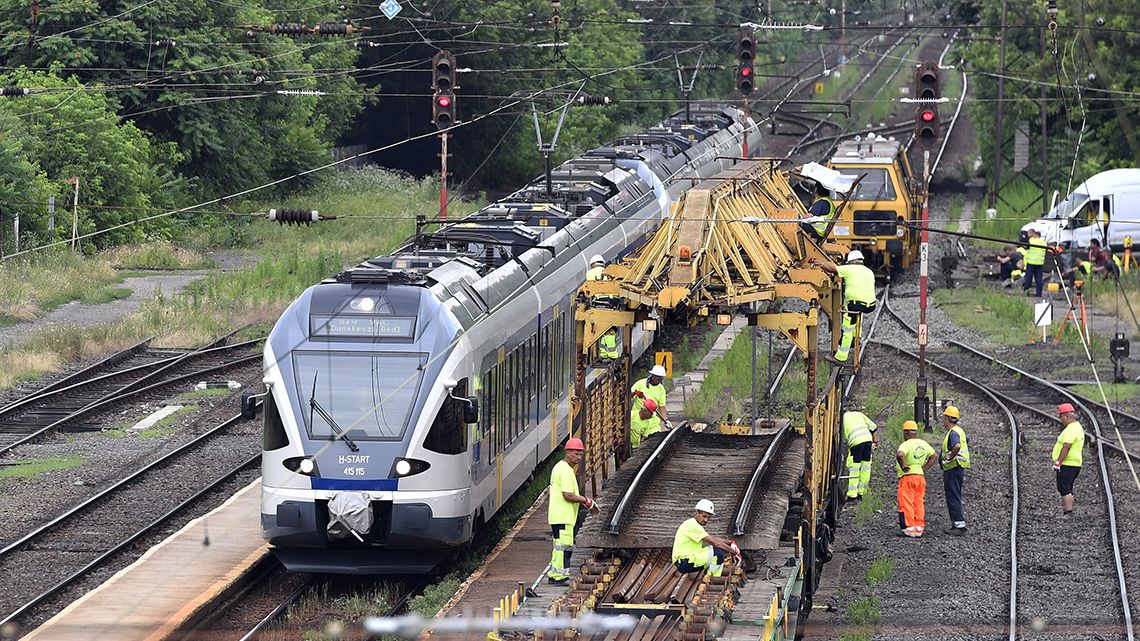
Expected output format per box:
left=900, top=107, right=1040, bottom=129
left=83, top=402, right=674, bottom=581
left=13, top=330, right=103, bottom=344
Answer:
left=643, top=399, right=658, bottom=412
left=1057, top=403, right=1076, bottom=415
left=565, top=437, right=585, bottom=451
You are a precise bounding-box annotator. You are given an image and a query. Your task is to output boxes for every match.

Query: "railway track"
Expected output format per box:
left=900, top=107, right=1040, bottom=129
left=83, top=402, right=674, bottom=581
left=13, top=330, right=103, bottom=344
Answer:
left=869, top=287, right=1137, bottom=639
left=0, top=337, right=263, bottom=454
left=0, top=407, right=263, bottom=628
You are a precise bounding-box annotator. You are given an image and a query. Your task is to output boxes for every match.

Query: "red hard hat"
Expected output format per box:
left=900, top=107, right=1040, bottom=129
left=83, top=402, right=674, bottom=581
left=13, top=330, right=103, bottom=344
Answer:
left=1057, top=403, right=1076, bottom=415
left=565, top=437, right=585, bottom=451
left=643, top=399, right=658, bottom=412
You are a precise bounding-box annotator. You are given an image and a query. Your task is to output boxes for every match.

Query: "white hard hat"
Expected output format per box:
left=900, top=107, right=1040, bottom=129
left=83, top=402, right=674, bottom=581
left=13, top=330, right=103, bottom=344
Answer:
left=695, top=499, right=715, bottom=515
left=590, top=254, right=605, bottom=265
left=846, top=250, right=864, bottom=263
left=649, top=364, right=667, bottom=377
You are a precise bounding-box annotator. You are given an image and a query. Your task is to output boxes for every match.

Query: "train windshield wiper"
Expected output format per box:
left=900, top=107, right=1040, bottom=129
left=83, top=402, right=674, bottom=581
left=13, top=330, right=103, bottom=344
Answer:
left=308, top=373, right=359, bottom=452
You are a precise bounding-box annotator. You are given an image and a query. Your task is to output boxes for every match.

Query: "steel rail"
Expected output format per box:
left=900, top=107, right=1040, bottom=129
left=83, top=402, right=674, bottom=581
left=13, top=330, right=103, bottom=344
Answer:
left=0, top=450, right=261, bottom=626
left=0, top=338, right=261, bottom=432
left=0, top=350, right=261, bottom=455
left=607, top=423, right=690, bottom=535
left=879, top=293, right=1134, bottom=639
left=236, top=576, right=317, bottom=641
left=0, top=337, right=154, bottom=411
left=732, top=424, right=791, bottom=536
left=861, top=336, right=1023, bottom=637
left=0, top=410, right=254, bottom=563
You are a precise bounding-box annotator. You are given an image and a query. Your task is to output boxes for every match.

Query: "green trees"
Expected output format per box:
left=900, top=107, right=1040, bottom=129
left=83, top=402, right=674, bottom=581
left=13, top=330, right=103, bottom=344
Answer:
left=960, top=0, right=1140, bottom=209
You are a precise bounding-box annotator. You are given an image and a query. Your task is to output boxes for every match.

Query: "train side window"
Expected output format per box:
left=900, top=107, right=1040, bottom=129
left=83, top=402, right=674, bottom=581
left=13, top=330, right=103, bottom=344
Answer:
left=539, top=324, right=548, bottom=402
left=483, top=367, right=495, bottom=463
left=559, top=311, right=568, bottom=396
left=425, top=378, right=468, bottom=455
left=554, top=314, right=564, bottom=399
left=262, top=391, right=289, bottom=451
left=508, top=349, right=518, bottom=444
left=528, top=334, right=538, bottom=411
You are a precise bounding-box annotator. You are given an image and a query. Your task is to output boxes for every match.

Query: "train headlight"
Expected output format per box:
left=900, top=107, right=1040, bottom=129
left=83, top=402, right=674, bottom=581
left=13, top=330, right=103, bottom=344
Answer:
left=284, top=456, right=320, bottom=476
left=390, top=458, right=431, bottom=478
left=350, top=297, right=376, bottom=312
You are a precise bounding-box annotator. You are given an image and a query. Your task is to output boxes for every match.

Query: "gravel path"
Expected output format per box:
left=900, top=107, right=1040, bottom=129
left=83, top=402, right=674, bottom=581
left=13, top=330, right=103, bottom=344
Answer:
left=0, top=272, right=208, bottom=348
left=820, top=350, right=1014, bottom=639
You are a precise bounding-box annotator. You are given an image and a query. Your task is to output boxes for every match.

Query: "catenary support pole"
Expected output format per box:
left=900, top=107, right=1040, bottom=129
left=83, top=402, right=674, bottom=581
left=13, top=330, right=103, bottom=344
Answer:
left=439, top=132, right=449, bottom=220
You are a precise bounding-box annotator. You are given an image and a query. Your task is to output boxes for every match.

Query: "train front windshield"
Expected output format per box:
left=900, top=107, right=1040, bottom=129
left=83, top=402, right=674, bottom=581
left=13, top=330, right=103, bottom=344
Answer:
left=292, top=351, right=427, bottom=440
left=837, top=168, right=896, bottom=201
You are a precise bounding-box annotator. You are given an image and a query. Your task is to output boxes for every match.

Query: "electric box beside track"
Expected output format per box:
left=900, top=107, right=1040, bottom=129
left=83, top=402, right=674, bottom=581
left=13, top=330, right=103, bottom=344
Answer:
left=827, top=137, right=921, bottom=276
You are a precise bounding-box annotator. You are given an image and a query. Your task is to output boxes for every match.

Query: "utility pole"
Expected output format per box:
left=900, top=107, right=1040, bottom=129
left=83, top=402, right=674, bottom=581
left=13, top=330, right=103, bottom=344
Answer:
left=67, top=176, right=80, bottom=251
left=1039, top=25, right=1050, bottom=210
left=989, top=0, right=1008, bottom=209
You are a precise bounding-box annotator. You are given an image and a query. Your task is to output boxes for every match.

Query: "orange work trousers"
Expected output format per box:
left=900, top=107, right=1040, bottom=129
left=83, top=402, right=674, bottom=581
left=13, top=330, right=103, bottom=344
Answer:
left=897, top=474, right=926, bottom=536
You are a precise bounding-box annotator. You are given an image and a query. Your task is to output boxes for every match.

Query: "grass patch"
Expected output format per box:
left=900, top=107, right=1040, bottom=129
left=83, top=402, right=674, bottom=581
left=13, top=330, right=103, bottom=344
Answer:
left=260, top=582, right=402, bottom=641
left=846, top=595, right=881, bottom=626
left=171, top=387, right=232, bottom=402
left=102, top=241, right=214, bottom=270
left=683, top=328, right=754, bottom=420
left=0, top=250, right=128, bottom=322
left=933, top=285, right=1098, bottom=349
left=864, top=554, right=894, bottom=588
left=0, top=456, right=86, bottom=480
left=0, top=167, right=475, bottom=393
left=1071, top=382, right=1140, bottom=402
left=853, top=490, right=882, bottom=528
left=132, top=404, right=200, bottom=439
left=972, top=176, right=1045, bottom=247
left=839, top=633, right=872, bottom=641
left=408, top=575, right=464, bottom=618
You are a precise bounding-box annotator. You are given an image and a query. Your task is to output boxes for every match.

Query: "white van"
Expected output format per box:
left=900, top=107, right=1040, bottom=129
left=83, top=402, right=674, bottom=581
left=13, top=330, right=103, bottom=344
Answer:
left=1019, top=168, right=1140, bottom=249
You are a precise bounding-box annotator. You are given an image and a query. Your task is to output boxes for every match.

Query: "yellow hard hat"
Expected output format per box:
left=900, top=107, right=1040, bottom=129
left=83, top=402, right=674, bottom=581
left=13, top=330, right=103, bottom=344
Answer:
left=902, top=420, right=919, bottom=432
left=943, top=405, right=960, bottom=419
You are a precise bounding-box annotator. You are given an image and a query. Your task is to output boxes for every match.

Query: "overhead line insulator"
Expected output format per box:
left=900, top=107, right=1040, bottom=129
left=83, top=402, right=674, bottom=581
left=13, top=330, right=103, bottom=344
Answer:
left=1, top=87, right=30, bottom=97
left=577, top=95, right=613, bottom=106
left=268, top=208, right=332, bottom=225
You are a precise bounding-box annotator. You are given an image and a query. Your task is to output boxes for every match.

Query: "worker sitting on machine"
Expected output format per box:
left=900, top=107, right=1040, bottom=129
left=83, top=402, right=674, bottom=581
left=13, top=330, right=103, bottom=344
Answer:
left=671, top=500, right=741, bottom=577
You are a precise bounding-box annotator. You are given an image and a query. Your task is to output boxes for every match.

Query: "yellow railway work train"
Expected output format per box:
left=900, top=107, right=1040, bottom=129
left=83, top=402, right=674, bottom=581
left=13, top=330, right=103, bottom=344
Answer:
left=826, top=136, right=922, bottom=277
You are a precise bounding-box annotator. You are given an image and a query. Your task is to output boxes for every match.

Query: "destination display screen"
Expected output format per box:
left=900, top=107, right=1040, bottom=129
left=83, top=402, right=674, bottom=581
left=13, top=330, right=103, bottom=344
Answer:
left=310, top=314, right=416, bottom=339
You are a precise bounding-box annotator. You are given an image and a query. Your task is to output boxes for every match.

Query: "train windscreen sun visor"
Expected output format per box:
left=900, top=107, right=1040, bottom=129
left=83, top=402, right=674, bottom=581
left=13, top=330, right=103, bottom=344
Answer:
left=292, top=351, right=427, bottom=441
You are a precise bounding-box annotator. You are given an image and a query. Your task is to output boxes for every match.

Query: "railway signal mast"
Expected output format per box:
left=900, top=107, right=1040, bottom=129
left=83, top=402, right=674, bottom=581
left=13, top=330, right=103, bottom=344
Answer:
left=913, top=61, right=940, bottom=429
left=736, top=27, right=755, bottom=158
left=432, top=51, right=457, bottom=220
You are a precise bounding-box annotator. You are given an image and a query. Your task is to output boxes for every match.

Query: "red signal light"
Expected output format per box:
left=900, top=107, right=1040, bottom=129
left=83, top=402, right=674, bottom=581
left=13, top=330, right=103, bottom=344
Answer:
left=741, top=67, right=751, bottom=77
left=921, top=110, right=935, bottom=122
left=438, top=95, right=451, bottom=107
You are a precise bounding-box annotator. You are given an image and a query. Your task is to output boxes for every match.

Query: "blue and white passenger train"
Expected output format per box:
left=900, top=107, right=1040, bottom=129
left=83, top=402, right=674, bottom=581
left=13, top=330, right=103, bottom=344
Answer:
left=259, top=105, right=761, bottom=573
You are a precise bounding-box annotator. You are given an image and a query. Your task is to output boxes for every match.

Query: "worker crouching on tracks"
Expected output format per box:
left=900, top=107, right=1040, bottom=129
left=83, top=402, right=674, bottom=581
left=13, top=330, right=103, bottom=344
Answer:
left=842, top=408, right=878, bottom=501
left=939, top=406, right=970, bottom=535
left=632, top=365, right=671, bottom=432
left=1053, top=403, right=1085, bottom=519
left=630, top=399, right=659, bottom=449
left=672, top=500, right=741, bottom=577
left=548, top=438, right=600, bottom=584
left=896, top=420, right=937, bottom=538
left=817, top=250, right=876, bottom=365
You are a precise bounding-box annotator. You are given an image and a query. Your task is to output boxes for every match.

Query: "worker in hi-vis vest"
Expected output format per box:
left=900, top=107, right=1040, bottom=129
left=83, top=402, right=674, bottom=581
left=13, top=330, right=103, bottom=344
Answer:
left=547, top=438, right=599, bottom=583
left=842, top=409, right=878, bottom=501
left=896, top=420, right=937, bottom=538
left=800, top=181, right=837, bottom=241
left=1053, top=403, right=1085, bottom=519
left=817, top=250, right=876, bottom=364
left=631, top=364, right=670, bottom=430
left=599, top=326, right=619, bottom=361
left=940, top=405, right=971, bottom=535
left=671, top=499, right=740, bottom=577
left=586, top=254, right=606, bottom=281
